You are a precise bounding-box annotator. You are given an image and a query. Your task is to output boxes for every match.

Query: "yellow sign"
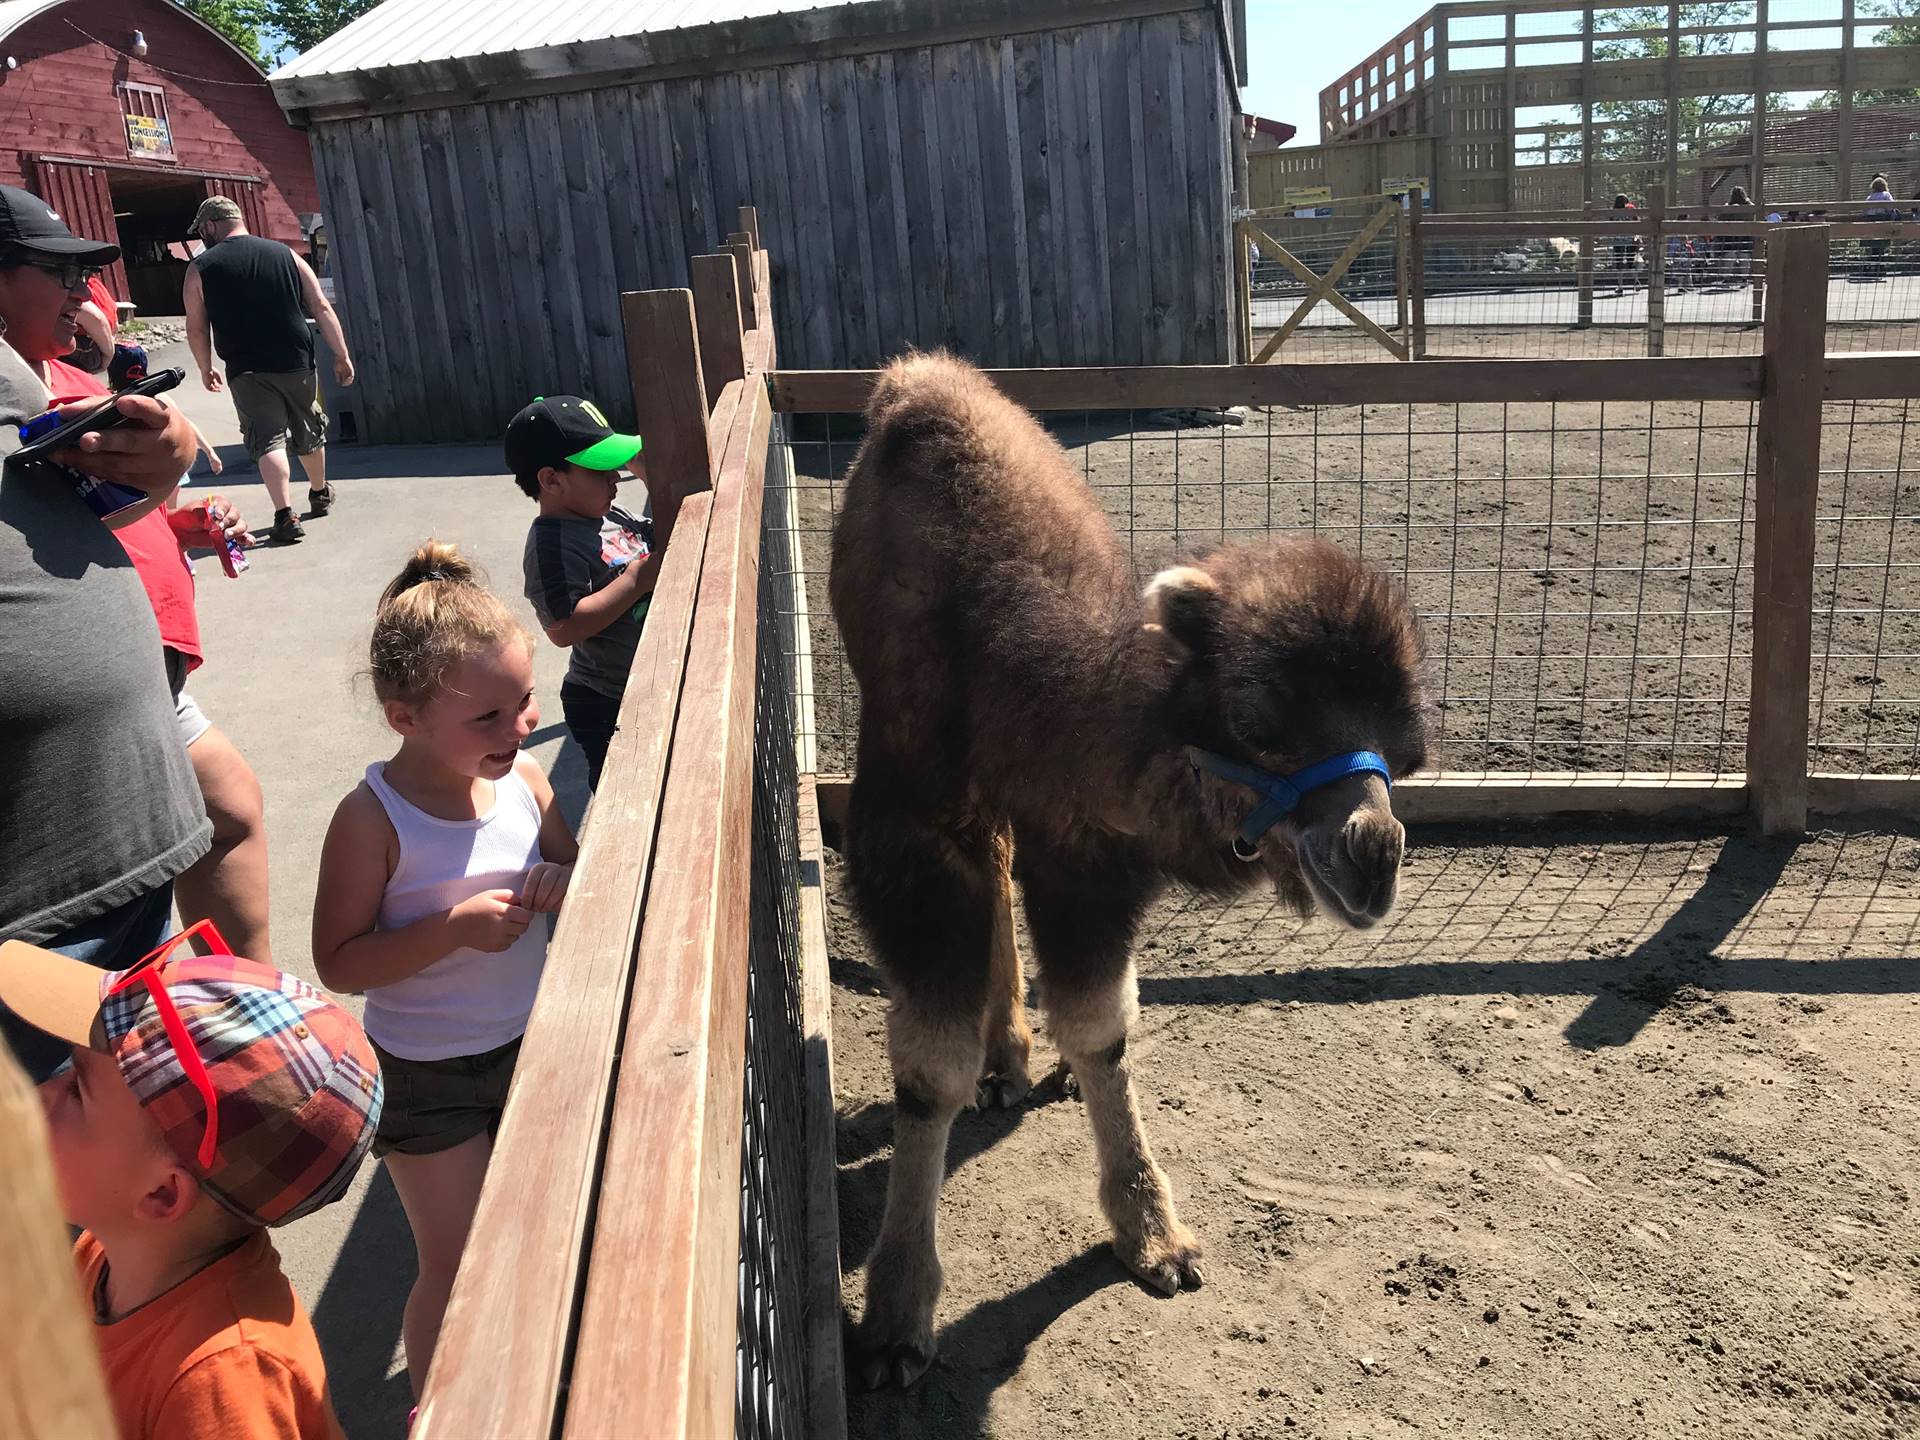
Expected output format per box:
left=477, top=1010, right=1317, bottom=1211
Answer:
left=1283, top=185, right=1334, bottom=206
left=125, top=114, right=172, bottom=157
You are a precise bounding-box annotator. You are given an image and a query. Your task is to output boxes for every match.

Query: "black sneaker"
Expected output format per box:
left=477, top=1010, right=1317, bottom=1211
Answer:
left=308, top=483, right=336, bottom=517
left=270, top=508, right=306, bottom=543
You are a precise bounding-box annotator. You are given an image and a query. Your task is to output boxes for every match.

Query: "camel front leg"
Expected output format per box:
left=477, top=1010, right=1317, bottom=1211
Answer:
left=977, top=829, right=1033, bottom=1109
left=860, top=1001, right=982, bottom=1388
left=1046, top=966, right=1204, bottom=1295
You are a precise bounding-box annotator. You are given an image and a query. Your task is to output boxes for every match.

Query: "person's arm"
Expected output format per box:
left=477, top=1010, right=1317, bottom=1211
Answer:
left=182, top=266, right=221, bottom=393
left=515, top=753, right=579, bottom=912
left=73, top=300, right=113, bottom=358
left=312, top=784, right=533, bottom=994
left=540, top=549, right=664, bottom=648
left=293, top=252, right=355, bottom=388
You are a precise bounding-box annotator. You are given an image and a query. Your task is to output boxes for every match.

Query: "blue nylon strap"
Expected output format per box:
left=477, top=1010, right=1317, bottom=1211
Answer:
left=1185, top=746, right=1393, bottom=848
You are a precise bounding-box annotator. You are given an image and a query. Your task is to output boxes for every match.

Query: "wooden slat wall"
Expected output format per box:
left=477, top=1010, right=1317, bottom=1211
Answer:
left=34, top=161, right=129, bottom=304
left=306, top=10, right=1231, bottom=442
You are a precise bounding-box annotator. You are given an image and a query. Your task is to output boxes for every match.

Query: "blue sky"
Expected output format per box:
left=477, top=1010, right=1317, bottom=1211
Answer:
left=1239, top=1, right=1435, bottom=144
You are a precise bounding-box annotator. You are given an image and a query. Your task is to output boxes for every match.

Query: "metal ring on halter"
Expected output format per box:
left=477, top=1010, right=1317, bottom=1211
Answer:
left=1186, top=746, right=1394, bottom=861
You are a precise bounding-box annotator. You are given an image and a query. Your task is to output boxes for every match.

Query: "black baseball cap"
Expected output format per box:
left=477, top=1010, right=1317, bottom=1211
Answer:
left=504, top=395, right=642, bottom=480
left=0, top=185, right=120, bottom=266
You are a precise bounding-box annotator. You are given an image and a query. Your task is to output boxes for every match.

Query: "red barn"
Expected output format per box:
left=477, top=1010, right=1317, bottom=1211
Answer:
left=0, top=0, right=318, bottom=313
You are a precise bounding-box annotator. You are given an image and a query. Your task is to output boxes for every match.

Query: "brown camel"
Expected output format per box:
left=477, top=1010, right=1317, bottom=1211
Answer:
left=829, top=353, right=1432, bottom=1389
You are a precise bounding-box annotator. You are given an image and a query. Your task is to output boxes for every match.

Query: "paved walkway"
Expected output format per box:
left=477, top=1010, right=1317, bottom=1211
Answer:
left=155, top=341, right=578, bottom=1437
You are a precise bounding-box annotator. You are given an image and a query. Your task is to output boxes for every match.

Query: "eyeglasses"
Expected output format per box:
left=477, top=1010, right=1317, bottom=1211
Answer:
left=29, top=259, right=102, bottom=292
left=104, top=918, right=233, bottom=1171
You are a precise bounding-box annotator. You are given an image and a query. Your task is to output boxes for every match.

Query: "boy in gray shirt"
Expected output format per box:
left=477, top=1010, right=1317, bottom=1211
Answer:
left=510, top=396, right=670, bottom=789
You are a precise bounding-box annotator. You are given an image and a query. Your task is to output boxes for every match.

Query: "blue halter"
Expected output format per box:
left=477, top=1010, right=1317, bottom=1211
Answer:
left=1185, top=746, right=1393, bottom=858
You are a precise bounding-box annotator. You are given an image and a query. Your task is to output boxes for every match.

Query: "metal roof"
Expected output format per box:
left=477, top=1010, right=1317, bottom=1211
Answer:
left=268, top=0, right=1220, bottom=120
left=273, top=0, right=828, bottom=80
left=0, top=0, right=70, bottom=43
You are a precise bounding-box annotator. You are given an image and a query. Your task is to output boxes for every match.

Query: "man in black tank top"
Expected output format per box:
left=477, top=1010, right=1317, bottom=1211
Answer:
left=184, top=198, right=357, bottom=544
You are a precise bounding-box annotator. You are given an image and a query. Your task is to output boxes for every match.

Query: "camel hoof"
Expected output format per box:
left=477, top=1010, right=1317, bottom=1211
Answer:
left=1117, top=1226, right=1206, bottom=1296
left=975, top=1069, right=1032, bottom=1110
left=859, top=1338, right=935, bottom=1391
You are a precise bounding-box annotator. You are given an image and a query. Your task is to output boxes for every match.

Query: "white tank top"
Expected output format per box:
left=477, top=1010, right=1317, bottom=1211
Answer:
left=359, top=760, right=548, bottom=1061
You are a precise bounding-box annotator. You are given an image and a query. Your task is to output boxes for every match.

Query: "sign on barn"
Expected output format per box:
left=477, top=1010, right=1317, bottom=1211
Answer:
left=124, top=114, right=173, bottom=158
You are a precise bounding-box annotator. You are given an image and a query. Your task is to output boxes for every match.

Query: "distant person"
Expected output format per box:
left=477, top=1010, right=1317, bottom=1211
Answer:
left=1861, top=175, right=1896, bottom=279
left=509, top=395, right=679, bottom=790
left=1718, top=185, right=1755, bottom=286
left=1, top=932, right=379, bottom=1439
left=311, top=541, right=578, bottom=1406
left=1610, top=192, right=1638, bottom=274
left=183, top=197, right=355, bottom=544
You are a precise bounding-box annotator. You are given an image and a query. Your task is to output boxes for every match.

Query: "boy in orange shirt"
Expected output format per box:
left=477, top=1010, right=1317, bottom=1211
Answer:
left=0, top=925, right=383, bottom=1440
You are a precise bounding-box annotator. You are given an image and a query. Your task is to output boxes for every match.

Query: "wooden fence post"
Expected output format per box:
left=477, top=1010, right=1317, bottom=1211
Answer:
left=691, top=254, right=747, bottom=410
left=1576, top=200, right=1595, bottom=327
left=1407, top=186, right=1427, bottom=359
left=736, top=205, right=761, bottom=254
left=1750, top=231, right=1767, bottom=326
left=624, top=289, right=712, bottom=505
left=1747, top=224, right=1829, bottom=835
left=0, top=1043, right=116, bottom=1440
left=1645, top=182, right=1666, bottom=357
left=1235, top=219, right=1253, bottom=362
left=726, top=233, right=756, bottom=330
left=1395, top=201, right=1411, bottom=358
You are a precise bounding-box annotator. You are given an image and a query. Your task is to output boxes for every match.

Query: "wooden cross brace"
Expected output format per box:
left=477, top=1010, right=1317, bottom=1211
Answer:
left=1248, top=203, right=1408, bottom=362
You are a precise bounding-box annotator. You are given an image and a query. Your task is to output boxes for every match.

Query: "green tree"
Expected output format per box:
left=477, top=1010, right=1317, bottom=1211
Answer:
left=1853, top=0, right=1920, bottom=106
left=1585, top=2, right=1758, bottom=173
left=179, top=0, right=267, bottom=68
left=253, top=0, right=380, bottom=56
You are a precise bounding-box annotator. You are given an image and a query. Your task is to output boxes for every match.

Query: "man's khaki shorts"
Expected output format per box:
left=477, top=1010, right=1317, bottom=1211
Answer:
left=230, top=369, right=327, bottom=459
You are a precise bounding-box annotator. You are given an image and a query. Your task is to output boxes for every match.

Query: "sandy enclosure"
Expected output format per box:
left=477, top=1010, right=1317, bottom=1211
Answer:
left=772, top=361, right=1920, bottom=1437
left=827, top=826, right=1920, bottom=1440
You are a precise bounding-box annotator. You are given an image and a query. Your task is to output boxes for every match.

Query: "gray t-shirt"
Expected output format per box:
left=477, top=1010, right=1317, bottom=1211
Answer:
left=522, top=505, right=654, bottom=701
left=0, top=463, right=211, bottom=944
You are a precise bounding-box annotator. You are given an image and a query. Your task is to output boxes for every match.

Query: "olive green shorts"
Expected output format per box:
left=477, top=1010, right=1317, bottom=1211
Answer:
left=230, top=369, right=327, bottom=459
left=369, top=1036, right=522, bottom=1157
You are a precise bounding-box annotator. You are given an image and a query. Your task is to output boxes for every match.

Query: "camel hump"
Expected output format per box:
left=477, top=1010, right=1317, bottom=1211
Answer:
left=859, top=351, right=1031, bottom=486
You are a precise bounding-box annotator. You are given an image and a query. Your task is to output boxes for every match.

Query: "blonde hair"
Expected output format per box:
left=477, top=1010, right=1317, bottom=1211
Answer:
left=370, top=541, right=526, bottom=707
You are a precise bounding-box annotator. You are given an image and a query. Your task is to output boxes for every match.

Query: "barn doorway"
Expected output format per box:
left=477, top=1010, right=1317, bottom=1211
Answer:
left=109, top=169, right=210, bottom=316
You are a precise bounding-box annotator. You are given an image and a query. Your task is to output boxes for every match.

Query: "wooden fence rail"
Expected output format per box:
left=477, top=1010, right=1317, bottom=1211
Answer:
left=773, top=224, right=1920, bottom=834
left=420, top=209, right=844, bottom=1440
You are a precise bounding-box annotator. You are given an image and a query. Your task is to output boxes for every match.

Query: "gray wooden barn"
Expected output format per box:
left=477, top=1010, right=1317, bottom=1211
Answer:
left=271, top=0, right=1250, bottom=444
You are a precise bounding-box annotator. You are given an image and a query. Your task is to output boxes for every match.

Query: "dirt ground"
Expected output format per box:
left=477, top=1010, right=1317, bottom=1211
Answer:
left=828, top=823, right=1920, bottom=1440
left=787, top=390, right=1920, bottom=780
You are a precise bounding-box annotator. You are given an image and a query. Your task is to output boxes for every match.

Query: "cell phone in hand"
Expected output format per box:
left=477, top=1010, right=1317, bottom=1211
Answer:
left=13, top=367, right=185, bottom=464
left=11, top=368, right=185, bottom=519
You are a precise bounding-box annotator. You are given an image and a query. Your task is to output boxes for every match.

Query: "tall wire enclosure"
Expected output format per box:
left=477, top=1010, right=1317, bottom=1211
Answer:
left=779, top=397, right=1919, bottom=783
left=738, top=434, right=810, bottom=1440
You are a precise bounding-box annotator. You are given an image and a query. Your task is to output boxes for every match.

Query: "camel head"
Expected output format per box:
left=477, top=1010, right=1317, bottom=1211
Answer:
left=1144, top=539, right=1432, bottom=929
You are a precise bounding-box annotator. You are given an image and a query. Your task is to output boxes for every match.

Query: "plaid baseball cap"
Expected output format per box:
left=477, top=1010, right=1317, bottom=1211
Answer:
left=0, top=928, right=382, bottom=1228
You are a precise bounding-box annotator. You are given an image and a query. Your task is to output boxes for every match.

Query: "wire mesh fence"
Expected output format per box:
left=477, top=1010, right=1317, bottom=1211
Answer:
left=1247, top=218, right=1920, bottom=362
left=781, top=395, right=1919, bottom=783
left=1811, top=397, right=1920, bottom=776
left=737, top=447, right=810, bottom=1440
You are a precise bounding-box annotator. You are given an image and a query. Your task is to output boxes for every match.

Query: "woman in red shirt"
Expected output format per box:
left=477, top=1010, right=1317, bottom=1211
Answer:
left=43, top=353, right=276, bottom=964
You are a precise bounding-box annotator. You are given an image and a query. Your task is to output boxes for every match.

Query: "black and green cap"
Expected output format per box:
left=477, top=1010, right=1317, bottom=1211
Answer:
left=504, top=395, right=642, bottom=480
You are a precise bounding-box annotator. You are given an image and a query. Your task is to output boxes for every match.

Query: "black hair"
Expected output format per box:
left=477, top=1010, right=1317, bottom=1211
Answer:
left=513, top=470, right=540, bottom=500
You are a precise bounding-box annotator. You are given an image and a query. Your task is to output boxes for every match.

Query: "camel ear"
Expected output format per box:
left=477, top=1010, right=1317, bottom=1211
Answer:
left=1143, top=565, right=1219, bottom=652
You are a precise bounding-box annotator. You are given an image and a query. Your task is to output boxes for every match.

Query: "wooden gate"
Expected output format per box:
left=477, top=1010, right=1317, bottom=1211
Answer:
left=1237, top=199, right=1410, bottom=362
left=32, top=159, right=129, bottom=303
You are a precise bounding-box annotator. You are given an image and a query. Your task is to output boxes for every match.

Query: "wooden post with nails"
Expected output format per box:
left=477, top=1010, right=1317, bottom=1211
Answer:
left=1747, top=225, right=1829, bottom=835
